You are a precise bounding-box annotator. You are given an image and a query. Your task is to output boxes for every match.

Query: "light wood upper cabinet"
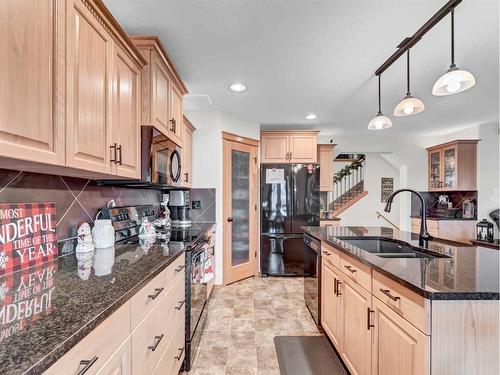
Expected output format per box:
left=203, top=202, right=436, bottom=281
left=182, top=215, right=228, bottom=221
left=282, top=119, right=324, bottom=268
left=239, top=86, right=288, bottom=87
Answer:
left=0, top=0, right=65, bottom=166
left=427, top=140, right=479, bottom=191
left=181, top=116, right=195, bottom=187
left=261, top=133, right=289, bottom=163
left=66, top=0, right=114, bottom=174
left=318, top=144, right=335, bottom=191
left=260, top=131, right=319, bottom=163
left=113, top=47, right=141, bottom=178
left=321, top=260, right=342, bottom=349
left=132, top=36, right=188, bottom=147
left=371, top=297, right=429, bottom=375
left=169, top=84, right=184, bottom=146
left=340, top=275, right=372, bottom=375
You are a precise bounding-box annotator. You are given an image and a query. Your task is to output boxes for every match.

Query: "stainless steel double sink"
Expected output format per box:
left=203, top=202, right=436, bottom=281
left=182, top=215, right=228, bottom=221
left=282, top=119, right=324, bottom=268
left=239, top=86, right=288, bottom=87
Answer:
left=336, top=237, right=450, bottom=259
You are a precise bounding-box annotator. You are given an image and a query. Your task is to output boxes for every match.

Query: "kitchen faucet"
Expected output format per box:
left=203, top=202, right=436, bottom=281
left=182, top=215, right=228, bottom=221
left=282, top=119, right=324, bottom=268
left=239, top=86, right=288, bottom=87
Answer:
left=384, top=188, right=432, bottom=246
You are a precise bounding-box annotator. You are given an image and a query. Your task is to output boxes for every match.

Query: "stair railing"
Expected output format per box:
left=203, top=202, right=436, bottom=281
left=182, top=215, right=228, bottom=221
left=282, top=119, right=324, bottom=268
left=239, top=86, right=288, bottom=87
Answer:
left=332, top=156, right=366, bottom=210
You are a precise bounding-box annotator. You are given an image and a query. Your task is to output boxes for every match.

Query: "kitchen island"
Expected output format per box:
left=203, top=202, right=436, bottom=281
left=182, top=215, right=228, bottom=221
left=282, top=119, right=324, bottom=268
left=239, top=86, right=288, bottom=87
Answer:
left=303, top=225, right=499, bottom=375
left=0, top=223, right=215, bottom=375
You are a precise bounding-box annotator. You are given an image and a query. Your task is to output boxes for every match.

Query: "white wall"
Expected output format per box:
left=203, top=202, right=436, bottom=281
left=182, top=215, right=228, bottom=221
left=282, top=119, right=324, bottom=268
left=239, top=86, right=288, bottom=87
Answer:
left=319, top=122, right=500, bottom=235
left=186, top=110, right=260, bottom=284
left=329, top=153, right=400, bottom=228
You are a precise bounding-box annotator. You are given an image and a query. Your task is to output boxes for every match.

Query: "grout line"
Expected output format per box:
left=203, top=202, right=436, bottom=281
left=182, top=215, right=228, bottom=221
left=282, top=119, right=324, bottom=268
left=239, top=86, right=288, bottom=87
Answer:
left=56, top=198, right=78, bottom=227
left=59, top=176, right=78, bottom=199
left=0, top=171, right=23, bottom=196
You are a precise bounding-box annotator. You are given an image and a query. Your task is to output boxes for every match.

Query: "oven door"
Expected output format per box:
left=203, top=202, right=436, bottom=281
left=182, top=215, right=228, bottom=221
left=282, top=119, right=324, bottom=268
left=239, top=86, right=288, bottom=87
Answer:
left=189, top=245, right=209, bottom=340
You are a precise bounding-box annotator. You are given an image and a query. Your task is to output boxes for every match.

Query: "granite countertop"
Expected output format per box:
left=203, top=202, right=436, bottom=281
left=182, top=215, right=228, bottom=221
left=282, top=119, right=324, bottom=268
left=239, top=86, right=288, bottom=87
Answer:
left=410, top=215, right=477, bottom=221
left=303, top=225, right=499, bottom=300
left=0, top=222, right=215, bottom=375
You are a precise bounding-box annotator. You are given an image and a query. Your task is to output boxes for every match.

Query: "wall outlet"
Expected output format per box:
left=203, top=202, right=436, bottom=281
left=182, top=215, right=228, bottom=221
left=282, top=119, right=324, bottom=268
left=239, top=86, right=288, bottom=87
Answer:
left=192, top=200, right=201, bottom=210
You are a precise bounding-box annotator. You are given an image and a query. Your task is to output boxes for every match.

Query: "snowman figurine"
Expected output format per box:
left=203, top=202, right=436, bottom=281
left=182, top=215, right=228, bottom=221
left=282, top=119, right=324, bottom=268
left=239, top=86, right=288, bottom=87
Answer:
left=76, top=222, right=95, bottom=253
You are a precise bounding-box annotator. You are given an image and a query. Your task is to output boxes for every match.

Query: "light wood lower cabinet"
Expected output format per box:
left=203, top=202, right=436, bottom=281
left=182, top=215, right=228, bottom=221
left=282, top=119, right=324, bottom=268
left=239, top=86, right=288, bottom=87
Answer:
left=371, top=297, right=429, bottom=375
left=45, top=258, right=185, bottom=375
left=96, top=337, right=132, bottom=375
left=340, top=275, right=372, bottom=375
left=411, top=218, right=475, bottom=244
left=321, top=260, right=342, bottom=349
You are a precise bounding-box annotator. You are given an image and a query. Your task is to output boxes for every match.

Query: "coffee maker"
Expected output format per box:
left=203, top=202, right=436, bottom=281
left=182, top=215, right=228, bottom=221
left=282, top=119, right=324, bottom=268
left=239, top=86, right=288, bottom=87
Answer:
left=168, top=190, right=192, bottom=227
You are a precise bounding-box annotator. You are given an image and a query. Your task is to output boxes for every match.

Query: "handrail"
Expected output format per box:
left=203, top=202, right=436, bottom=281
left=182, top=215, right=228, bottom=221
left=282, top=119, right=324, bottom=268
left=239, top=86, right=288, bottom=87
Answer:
left=376, top=211, right=400, bottom=230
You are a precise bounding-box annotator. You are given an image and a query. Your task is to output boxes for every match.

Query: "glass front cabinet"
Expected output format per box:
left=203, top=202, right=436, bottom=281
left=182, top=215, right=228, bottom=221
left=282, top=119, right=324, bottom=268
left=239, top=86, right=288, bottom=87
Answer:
left=427, top=140, right=479, bottom=191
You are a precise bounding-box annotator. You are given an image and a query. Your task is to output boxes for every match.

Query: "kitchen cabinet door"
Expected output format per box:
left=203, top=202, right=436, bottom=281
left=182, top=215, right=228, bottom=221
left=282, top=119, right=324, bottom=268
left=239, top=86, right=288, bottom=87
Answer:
left=96, top=337, right=132, bottom=375
left=428, top=149, right=442, bottom=190
left=261, top=133, right=289, bottom=163
left=442, top=145, right=457, bottom=189
left=113, top=47, right=141, bottom=178
left=0, top=0, right=65, bottom=165
left=181, top=116, right=194, bottom=187
left=66, top=0, right=113, bottom=174
left=371, top=297, right=429, bottom=375
left=340, top=275, right=372, bottom=375
left=289, top=134, right=317, bottom=163
left=169, top=83, right=184, bottom=147
left=321, top=261, right=342, bottom=349
left=318, top=144, right=334, bottom=191
left=151, top=52, right=171, bottom=136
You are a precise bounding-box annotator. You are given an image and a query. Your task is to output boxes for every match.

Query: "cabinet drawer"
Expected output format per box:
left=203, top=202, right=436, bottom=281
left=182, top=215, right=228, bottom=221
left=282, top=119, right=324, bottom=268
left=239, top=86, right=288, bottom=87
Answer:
left=321, top=243, right=340, bottom=269
left=153, top=316, right=186, bottom=375
left=373, top=271, right=430, bottom=335
left=340, top=253, right=372, bottom=292
left=45, top=301, right=131, bottom=375
left=131, top=254, right=185, bottom=328
left=131, top=272, right=185, bottom=375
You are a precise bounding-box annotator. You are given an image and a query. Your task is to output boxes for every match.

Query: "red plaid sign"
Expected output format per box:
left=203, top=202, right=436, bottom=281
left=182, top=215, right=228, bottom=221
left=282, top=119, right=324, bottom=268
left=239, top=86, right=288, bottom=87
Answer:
left=0, top=260, right=57, bottom=342
left=0, top=203, right=58, bottom=276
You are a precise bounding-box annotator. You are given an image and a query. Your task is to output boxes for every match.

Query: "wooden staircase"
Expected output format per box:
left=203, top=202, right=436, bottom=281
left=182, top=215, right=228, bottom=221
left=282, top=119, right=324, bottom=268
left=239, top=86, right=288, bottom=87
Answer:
left=330, top=156, right=368, bottom=216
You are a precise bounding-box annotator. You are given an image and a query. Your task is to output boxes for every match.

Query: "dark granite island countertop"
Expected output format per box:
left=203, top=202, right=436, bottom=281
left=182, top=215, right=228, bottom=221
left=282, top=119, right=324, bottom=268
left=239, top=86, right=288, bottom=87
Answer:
left=303, top=225, right=499, bottom=300
left=0, top=223, right=215, bottom=375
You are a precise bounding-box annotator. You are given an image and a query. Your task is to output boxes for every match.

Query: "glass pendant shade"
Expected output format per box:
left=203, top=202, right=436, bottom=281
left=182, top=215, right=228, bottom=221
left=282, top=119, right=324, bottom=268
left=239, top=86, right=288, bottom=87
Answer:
left=368, top=111, right=392, bottom=130
left=432, top=66, right=476, bottom=96
left=394, top=95, right=425, bottom=116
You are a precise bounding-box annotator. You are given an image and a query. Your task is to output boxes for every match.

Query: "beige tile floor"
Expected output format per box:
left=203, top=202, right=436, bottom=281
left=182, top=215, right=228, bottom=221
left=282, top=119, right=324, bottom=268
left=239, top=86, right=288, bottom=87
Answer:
left=185, top=277, right=321, bottom=375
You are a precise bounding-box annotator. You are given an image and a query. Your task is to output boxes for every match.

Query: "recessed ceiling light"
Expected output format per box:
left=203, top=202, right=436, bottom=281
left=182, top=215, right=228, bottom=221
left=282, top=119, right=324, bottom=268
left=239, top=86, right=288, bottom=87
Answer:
left=305, top=114, right=318, bottom=120
left=230, top=83, right=246, bottom=92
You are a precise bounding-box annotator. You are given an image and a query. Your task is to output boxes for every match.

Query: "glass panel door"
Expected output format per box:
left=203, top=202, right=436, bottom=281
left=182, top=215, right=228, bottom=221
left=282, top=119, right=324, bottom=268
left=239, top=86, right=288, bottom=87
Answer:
left=443, top=147, right=457, bottom=189
left=231, top=149, right=250, bottom=266
left=430, top=151, right=442, bottom=189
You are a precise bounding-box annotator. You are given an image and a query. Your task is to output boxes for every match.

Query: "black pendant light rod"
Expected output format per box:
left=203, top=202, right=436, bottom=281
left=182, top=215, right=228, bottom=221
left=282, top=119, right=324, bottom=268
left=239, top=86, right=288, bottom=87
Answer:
left=406, top=50, right=411, bottom=95
left=450, top=10, right=455, bottom=67
left=374, top=0, right=462, bottom=76
left=378, top=75, right=382, bottom=113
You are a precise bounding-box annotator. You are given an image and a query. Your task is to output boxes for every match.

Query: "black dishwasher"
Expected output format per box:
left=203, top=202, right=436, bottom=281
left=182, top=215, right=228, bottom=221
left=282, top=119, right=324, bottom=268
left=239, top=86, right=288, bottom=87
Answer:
left=303, top=234, right=321, bottom=326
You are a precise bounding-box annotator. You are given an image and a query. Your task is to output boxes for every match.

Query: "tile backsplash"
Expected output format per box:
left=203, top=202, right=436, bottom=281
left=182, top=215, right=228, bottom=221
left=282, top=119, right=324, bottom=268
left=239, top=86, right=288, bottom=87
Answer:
left=412, top=190, right=478, bottom=219
left=190, top=188, right=216, bottom=222
left=0, top=169, right=162, bottom=242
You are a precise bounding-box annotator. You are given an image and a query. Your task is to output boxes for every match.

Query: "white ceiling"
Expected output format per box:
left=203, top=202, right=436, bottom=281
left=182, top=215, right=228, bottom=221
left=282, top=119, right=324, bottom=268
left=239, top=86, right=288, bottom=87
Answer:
left=104, top=0, right=499, bottom=135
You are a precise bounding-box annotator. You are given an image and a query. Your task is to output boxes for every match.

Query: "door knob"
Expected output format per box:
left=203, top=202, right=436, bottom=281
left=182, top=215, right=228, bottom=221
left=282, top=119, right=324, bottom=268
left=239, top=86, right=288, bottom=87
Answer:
left=227, top=217, right=233, bottom=222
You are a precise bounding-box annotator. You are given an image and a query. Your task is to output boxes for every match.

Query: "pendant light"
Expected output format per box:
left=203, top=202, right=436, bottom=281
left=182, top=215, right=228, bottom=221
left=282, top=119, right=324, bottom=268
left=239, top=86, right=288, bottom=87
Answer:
left=368, top=75, right=392, bottom=130
left=432, top=10, right=475, bottom=96
left=394, top=50, right=425, bottom=116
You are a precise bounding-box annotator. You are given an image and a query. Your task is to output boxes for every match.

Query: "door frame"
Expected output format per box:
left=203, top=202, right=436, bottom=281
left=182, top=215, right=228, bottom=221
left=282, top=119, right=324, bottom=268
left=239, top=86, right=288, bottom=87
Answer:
left=222, top=131, right=260, bottom=285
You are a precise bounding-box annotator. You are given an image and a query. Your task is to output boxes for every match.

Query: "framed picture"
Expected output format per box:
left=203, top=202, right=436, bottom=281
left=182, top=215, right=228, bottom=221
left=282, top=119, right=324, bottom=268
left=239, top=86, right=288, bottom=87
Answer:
left=381, top=177, right=394, bottom=203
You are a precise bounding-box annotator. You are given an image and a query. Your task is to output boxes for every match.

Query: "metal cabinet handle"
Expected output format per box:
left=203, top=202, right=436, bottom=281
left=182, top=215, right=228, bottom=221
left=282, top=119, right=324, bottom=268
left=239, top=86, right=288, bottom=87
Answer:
left=110, top=143, right=118, bottom=164
left=379, top=288, right=401, bottom=301
left=344, top=265, right=357, bottom=273
left=174, top=347, right=185, bottom=360
left=77, top=356, right=98, bottom=375
left=333, top=278, right=338, bottom=295
left=227, top=217, right=233, bottom=222
left=175, top=265, right=185, bottom=272
left=184, top=172, right=189, bottom=182
left=148, top=334, right=164, bottom=351
left=336, top=280, right=342, bottom=296
left=117, top=144, right=122, bottom=165
left=148, top=287, right=164, bottom=300
left=322, top=250, right=332, bottom=256
left=175, top=300, right=185, bottom=310
left=367, top=308, right=375, bottom=330
left=170, top=118, right=176, bottom=132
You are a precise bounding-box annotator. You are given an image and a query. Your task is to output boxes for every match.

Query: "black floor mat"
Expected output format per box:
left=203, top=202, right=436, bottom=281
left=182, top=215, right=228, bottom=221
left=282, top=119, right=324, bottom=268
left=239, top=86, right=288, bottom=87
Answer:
left=274, top=336, right=349, bottom=375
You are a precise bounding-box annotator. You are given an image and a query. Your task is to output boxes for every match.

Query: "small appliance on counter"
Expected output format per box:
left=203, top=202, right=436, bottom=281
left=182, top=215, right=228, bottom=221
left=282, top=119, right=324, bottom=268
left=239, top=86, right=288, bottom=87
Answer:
left=99, top=204, right=156, bottom=243
left=169, top=190, right=192, bottom=227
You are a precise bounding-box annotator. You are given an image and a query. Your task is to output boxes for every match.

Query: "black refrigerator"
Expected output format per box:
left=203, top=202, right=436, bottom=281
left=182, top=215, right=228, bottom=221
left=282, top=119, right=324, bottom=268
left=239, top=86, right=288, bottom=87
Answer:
left=260, top=163, right=320, bottom=276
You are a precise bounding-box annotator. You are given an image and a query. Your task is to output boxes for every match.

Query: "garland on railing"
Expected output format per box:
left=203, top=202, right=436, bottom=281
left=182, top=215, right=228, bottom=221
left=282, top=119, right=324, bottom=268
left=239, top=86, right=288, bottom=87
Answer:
left=333, top=155, right=366, bottom=184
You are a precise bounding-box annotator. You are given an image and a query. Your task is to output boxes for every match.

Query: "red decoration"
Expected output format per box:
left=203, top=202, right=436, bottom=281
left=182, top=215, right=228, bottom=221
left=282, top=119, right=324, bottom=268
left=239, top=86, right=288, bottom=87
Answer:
left=0, top=203, right=58, bottom=276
